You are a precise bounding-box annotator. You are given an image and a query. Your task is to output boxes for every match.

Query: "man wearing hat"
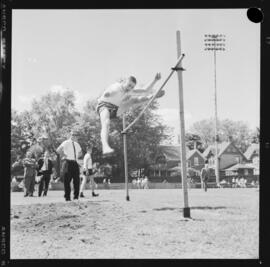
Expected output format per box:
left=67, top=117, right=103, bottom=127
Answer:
left=56, top=130, right=82, bottom=201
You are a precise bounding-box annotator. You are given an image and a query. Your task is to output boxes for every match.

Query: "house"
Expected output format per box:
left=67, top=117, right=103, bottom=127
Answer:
left=186, top=149, right=206, bottom=171
left=244, top=143, right=259, bottom=175
left=203, top=141, right=248, bottom=172
left=224, top=163, right=257, bottom=177
left=244, top=143, right=259, bottom=165
left=149, top=145, right=205, bottom=180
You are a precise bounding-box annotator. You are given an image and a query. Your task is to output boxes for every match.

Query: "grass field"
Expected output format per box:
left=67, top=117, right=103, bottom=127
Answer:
left=10, top=188, right=259, bottom=259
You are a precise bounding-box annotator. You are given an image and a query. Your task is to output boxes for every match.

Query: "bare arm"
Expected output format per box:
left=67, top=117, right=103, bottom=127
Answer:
left=119, top=90, right=164, bottom=115
left=132, top=73, right=161, bottom=94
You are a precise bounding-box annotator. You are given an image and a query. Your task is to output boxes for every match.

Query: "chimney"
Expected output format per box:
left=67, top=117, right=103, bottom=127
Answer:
left=228, top=135, right=233, bottom=142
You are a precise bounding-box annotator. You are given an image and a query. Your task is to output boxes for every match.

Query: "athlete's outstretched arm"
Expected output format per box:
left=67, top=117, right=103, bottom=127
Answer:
left=132, top=73, right=161, bottom=94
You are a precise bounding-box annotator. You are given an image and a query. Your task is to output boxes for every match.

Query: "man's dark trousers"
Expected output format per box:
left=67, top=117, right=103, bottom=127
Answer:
left=62, top=160, right=80, bottom=200
left=38, top=173, right=51, bottom=196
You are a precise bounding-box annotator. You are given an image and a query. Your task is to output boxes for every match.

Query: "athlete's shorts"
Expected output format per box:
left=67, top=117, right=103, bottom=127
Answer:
left=83, top=169, right=93, bottom=176
left=96, top=101, right=118, bottom=119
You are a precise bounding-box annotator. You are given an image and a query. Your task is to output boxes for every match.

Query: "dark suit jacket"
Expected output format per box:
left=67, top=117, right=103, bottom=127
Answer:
left=37, top=158, right=53, bottom=176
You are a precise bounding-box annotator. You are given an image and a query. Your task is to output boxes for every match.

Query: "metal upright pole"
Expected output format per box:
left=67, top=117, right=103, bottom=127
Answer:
left=213, top=46, right=220, bottom=186
left=176, top=30, right=190, bottom=218
left=204, top=33, right=225, bottom=187
left=122, top=114, right=130, bottom=201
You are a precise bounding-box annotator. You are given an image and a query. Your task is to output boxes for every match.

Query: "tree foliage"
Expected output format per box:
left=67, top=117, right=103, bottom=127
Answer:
left=11, top=90, right=170, bottom=180
left=189, top=118, right=255, bottom=152
left=184, top=133, right=204, bottom=152
left=11, top=88, right=258, bottom=180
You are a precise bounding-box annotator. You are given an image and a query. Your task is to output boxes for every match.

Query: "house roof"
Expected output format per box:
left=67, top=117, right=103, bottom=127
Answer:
left=203, top=141, right=247, bottom=160
left=157, top=145, right=204, bottom=162
left=225, top=163, right=256, bottom=171
left=157, top=145, right=181, bottom=161
left=203, top=142, right=230, bottom=157
left=244, top=143, right=259, bottom=160
left=187, top=149, right=205, bottom=160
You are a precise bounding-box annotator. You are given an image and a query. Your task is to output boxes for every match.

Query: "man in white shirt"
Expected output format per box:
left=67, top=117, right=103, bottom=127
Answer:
left=96, top=73, right=164, bottom=155
left=56, top=130, right=82, bottom=201
left=79, top=145, right=99, bottom=198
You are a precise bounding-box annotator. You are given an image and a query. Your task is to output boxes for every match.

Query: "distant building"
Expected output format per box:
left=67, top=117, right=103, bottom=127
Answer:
left=149, top=145, right=205, bottom=180
left=244, top=143, right=259, bottom=175
left=244, top=143, right=259, bottom=165
left=224, top=163, right=257, bottom=177
left=186, top=149, right=205, bottom=171
left=203, top=141, right=248, bottom=172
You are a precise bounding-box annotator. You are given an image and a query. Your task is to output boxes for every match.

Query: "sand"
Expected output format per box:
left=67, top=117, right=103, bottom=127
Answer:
left=10, top=188, right=259, bottom=259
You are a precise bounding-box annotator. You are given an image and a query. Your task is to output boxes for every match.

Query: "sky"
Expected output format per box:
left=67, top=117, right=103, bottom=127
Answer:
left=12, top=9, right=260, bottom=141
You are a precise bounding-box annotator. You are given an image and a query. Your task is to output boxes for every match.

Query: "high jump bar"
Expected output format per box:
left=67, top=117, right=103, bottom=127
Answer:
left=121, top=53, right=185, bottom=134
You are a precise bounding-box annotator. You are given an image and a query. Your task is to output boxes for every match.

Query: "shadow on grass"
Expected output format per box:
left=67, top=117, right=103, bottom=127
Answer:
left=153, top=206, right=227, bottom=212
left=190, top=206, right=227, bottom=210
left=153, top=207, right=179, bottom=211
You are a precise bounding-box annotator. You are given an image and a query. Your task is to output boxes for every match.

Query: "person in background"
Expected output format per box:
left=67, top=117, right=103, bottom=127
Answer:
left=37, top=150, right=53, bottom=197
left=232, top=177, right=236, bottom=188
left=200, top=160, right=210, bottom=192
left=136, top=177, right=141, bottom=189
left=142, top=175, right=149, bottom=189
left=80, top=145, right=99, bottom=198
left=22, top=151, right=38, bottom=197
left=132, top=178, right=137, bottom=189
left=235, top=177, right=240, bottom=188
left=56, top=130, right=82, bottom=201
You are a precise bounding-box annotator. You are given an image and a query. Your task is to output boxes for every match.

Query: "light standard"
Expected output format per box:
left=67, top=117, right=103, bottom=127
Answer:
left=204, top=34, right=226, bottom=186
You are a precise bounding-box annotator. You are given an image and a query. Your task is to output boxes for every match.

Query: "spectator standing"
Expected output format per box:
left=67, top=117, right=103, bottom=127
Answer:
left=56, top=130, right=82, bottom=201
left=200, top=160, right=210, bottom=192
left=22, top=151, right=38, bottom=197
left=142, top=176, right=149, bottom=189
left=136, top=178, right=141, bottom=189
left=232, top=177, right=236, bottom=188
left=132, top=179, right=137, bottom=189
left=37, top=150, right=53, bottom=197
left=80, top=146, right=99, bottom=197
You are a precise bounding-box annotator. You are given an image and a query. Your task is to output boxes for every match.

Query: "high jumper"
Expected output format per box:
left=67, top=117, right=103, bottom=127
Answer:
left=96, top=73, right=165, bottom=155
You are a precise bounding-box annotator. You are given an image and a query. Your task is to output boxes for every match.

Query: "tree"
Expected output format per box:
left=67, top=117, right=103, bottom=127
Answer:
left=11, top=109, right=35, bottom=163
left=72, top=99, right=102, bottom=158
left=185, top=133, right=204, bottom=152
left=189, top=119, right=215, bottom=148
left=249, top=127, right=260, bottom=144
left=76, top=100, right=170, bottom=180
left=11, top=89, right=80, bottom=177
left=118, top=102, right=170, bottom=178
left=189, top=118, right=254, bottom=152
left=30, top=89, right=79, bottom=152
left=219, top=119, right=253, bottom=152
left=11, top=89, right=172, bottom=181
